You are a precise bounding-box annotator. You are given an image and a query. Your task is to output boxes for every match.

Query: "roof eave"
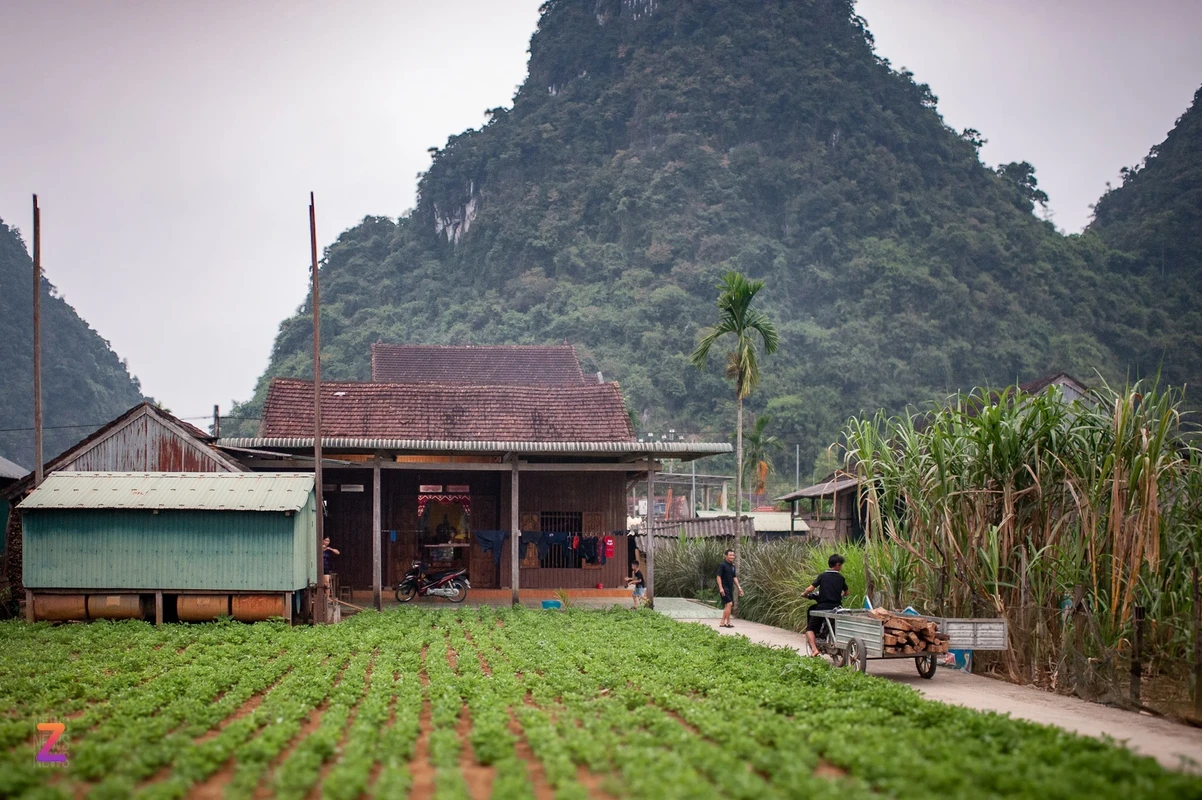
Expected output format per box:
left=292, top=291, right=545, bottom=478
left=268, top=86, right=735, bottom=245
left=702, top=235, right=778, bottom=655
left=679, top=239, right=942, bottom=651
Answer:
left=217, top=437, right=731, bottom=460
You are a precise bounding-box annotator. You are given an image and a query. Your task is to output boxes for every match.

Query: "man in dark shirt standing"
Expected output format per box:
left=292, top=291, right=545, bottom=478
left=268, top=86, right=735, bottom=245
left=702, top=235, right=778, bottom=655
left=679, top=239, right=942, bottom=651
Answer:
left=716, top=549, right=743, bottom=628
left=803, top=553, right=848, bottom=656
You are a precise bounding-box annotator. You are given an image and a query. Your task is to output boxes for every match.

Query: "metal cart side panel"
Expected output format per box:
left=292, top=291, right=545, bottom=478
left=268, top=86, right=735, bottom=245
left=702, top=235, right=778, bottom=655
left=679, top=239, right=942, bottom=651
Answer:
left=813, top=611, right=884, bottom=657
left=939, top=618, right=1008, bottom=651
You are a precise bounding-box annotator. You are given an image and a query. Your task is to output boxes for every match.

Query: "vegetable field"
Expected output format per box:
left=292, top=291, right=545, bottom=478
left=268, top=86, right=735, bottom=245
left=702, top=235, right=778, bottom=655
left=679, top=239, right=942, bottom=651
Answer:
left=2, top=610, right=1199, bottom=800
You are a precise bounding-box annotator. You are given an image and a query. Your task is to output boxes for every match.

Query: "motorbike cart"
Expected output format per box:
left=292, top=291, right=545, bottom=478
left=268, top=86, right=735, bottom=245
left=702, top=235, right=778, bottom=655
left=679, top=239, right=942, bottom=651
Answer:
left=809, top=609, right=1007, bottom=679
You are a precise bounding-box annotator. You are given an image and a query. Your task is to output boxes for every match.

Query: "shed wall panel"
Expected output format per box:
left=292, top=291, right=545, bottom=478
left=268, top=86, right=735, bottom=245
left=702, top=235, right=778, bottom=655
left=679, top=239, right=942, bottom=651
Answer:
left=23, top=509, right=304, bottom=591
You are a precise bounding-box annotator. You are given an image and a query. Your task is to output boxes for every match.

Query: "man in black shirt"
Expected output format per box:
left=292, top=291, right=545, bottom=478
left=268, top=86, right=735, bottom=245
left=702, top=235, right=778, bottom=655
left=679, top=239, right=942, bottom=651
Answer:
left=803, top=553, right=848, bottom=655
left=715, top=549, right=743, bottom=628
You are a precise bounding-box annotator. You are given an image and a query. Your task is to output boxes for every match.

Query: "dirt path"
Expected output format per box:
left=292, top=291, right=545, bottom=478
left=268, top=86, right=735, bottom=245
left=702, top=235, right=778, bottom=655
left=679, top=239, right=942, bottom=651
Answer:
left=676, top=614, right=1202, bottom=774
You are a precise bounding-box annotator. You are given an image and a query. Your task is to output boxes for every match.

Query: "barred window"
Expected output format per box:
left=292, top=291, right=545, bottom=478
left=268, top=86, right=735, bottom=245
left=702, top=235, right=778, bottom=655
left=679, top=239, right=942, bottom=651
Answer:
left=539, top=511, right=583, bottom=568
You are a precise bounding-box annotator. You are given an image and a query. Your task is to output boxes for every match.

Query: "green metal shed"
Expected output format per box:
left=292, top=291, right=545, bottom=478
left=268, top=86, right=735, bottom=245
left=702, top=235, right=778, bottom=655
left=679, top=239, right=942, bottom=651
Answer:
left=19, top=472, right=317, bottom=593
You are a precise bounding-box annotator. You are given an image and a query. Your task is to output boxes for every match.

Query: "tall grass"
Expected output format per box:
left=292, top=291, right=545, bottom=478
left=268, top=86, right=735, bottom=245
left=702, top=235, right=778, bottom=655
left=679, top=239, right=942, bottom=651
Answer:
left=841, top=378, right=1202, bottom=699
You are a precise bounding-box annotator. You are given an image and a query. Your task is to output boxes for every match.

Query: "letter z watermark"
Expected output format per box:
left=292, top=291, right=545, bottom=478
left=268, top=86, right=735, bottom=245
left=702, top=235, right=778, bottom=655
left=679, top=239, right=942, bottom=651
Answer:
left=36, top=722, right=68, bottom=765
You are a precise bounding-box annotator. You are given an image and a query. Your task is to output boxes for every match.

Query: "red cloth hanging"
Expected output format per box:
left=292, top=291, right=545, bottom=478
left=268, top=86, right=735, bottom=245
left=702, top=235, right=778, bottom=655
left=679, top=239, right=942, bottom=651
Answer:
left=603, top=535, right=615, bottom=559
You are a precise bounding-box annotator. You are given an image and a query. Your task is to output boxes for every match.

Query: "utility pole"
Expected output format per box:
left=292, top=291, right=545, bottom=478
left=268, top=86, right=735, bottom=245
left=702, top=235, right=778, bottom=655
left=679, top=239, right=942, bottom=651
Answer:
left=310, top=192, right=327, bottom=625
left=213, top=405, right=221, bottom=439
left=32, top=195, right=43, bottom=487
left=645, top=455, right=655, bottom=610
left=795, top=444, right=800, bottom=491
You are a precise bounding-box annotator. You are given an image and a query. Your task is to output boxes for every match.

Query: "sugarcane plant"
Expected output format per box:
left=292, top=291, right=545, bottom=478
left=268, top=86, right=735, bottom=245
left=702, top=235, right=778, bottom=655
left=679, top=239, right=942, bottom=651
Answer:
left=842, top=378, right=1200, bottom=700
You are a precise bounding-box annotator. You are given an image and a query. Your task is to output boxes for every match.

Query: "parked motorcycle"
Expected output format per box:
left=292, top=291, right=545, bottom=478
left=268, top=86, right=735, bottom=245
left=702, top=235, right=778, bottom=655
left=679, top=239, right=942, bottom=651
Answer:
left=394, top=563, right=470, bottom=603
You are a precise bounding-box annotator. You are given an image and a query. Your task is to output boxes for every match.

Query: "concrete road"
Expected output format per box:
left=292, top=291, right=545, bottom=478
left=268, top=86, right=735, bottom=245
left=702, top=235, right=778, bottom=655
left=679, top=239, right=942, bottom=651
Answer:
left=669, top=607, right=1202, bottom=774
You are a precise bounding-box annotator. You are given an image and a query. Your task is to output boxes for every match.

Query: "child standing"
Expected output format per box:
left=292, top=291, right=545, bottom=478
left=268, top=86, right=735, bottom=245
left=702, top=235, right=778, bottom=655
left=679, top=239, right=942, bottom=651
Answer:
left=626, top=562, right=646, bottom=609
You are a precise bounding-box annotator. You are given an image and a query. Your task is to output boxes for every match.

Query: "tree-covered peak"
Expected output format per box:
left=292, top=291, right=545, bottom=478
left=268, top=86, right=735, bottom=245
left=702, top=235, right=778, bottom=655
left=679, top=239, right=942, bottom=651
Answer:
left=231, top=1, right=1198, bottom=488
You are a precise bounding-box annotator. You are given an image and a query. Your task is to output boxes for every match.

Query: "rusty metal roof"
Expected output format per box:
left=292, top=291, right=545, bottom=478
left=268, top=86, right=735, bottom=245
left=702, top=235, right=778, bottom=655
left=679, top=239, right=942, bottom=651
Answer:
left=18, top=472, right=314, bottom=512
left=775, top=472, right=860, bottom=501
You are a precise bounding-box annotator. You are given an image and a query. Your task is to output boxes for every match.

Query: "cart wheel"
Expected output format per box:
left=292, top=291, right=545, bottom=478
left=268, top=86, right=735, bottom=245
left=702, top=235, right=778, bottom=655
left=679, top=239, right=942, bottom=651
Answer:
left=916, top=655, right=937, bottom=679
left=845, top=638, right=867, bottom=673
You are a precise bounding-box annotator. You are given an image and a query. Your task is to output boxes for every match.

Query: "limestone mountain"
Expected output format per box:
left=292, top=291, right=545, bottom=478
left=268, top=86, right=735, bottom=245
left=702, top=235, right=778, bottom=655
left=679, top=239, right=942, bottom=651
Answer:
left=0, top=219, right=145, bottom=469
left=230, top=0, right=1188, bottom=477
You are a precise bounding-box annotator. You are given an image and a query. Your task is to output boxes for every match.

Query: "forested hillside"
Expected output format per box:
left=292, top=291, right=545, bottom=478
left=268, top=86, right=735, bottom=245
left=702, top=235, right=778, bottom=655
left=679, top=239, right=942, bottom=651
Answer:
left=229, top=0, right=1197, bottom=480
left=0, top=219, right=145, bottom=469
left=1084, top=86, right=1202, bottom=396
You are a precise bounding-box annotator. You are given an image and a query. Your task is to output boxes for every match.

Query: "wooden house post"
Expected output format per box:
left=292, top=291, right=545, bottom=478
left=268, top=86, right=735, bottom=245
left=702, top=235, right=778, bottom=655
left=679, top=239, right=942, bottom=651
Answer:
left=510, top=454, right=520, bottom=606
left=372, top=458, right=382, bottom=611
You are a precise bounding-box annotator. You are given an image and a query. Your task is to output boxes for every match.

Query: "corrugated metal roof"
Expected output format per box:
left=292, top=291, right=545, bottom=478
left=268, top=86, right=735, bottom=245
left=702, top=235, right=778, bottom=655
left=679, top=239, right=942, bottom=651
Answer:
left=217, top=437, right=732, bottom=457
left=0, top=454, right=26, bottom=481
left=18, top=472, right=314, bottom=512
left=776, top=473, right=860, bottom=501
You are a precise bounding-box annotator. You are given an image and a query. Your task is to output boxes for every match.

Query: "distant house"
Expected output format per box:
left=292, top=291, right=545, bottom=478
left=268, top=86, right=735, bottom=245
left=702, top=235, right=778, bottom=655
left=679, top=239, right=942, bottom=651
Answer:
left=1018, top=372, right=1091, bottom=403
left=695, top=509, right=808, bottom=536
left=775, top=471, right=864, bottom=543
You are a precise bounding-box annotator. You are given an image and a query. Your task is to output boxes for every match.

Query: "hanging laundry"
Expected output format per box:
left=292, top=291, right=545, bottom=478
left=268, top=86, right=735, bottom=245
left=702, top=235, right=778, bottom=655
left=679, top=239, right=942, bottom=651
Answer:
left=521, top=531, right=550, bottom=560
left=580, top=536, right=599, bottom=563
left=474, top=530, right=510, bottom=565
left=603, top=535, right=616, bottom=560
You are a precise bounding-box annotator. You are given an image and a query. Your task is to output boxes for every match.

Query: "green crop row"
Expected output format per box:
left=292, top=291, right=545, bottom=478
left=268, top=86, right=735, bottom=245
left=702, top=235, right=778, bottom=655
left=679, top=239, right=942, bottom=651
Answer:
left=1, top=608, right=1200, bottom=799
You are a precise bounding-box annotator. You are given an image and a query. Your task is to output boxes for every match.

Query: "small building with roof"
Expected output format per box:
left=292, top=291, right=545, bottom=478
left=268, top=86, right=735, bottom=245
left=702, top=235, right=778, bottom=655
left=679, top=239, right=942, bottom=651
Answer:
left=775, top=471, right=864, bottom=542
left=2, top=402, right=245, bottom=598
left=19, top=471, right=315, bottom=623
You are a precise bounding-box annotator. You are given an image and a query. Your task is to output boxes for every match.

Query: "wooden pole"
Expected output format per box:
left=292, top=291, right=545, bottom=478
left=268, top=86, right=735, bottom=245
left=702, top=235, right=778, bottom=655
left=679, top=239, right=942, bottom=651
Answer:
left=510, top=454, right=520, bottom=606
left=690, top=461, right=696, bottom=518
left=645, top=456, right=655, bottom=610
left=1193, top=564, right=1201, bottom=720
left=32, top=195, right=43, bottom=487
left=155, top=591, right=163, bottom=627
left=372, top=458, right=382, bottom=611
left=213, top=405, right=221, bottom=438
left=1130, top=605, right=1144, bottom=707
left=310, top=192, right=326, bottom=625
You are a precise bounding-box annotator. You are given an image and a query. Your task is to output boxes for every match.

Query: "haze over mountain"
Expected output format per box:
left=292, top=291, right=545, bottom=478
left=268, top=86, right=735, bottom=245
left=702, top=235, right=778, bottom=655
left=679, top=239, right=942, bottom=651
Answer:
left=0, top=219, right=145, bottom=469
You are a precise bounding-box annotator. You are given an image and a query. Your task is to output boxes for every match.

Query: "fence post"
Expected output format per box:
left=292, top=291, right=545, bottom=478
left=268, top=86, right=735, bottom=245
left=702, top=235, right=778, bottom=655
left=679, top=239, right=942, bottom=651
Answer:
left=1072, top=585, right=1086, bottom=694
left=1020, top=548, right=1031, bottom=682
left=1130, top=605, right=1144, bottom=707
left=1194, top=564, right=1201, bottom=721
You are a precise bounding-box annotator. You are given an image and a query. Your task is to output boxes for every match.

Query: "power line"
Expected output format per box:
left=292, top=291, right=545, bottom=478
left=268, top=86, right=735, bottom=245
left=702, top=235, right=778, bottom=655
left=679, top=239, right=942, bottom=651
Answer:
left=0, top=416, right=260, bottom=434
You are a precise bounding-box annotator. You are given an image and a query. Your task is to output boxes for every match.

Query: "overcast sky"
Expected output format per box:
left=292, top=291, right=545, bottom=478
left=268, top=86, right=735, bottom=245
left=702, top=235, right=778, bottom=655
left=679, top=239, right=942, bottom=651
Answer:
left=2, top=0, right=1200, bottom=424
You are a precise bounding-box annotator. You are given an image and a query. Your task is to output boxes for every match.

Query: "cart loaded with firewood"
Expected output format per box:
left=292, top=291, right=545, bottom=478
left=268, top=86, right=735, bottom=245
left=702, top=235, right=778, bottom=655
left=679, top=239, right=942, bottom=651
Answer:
left=809, top=607, right=1007, bottom=678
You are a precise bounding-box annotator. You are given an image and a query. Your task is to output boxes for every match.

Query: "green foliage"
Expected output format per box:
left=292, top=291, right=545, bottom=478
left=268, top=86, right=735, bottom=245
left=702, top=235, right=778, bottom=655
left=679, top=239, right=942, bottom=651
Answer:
left=229, top=1, right=1202, bottom=492
left=1085, top=85, right=1202, bottom=398
left=1, top=608, right=1199, bottom=796
left=0, top=220, right=145, bottom=468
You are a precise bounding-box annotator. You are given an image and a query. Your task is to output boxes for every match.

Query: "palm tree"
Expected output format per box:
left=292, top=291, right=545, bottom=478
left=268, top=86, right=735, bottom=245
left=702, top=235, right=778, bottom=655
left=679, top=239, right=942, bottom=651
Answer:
left=742, top=414, right=782, bottom=511
left=690, top=271, right=779, bottom=582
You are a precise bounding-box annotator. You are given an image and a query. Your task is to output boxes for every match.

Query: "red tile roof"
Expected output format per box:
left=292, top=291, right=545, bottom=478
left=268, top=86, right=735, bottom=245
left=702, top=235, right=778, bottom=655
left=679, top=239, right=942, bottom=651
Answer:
left=260, top=379, right=635, bottom=442
left=370, top=344, right=590, bottom=386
